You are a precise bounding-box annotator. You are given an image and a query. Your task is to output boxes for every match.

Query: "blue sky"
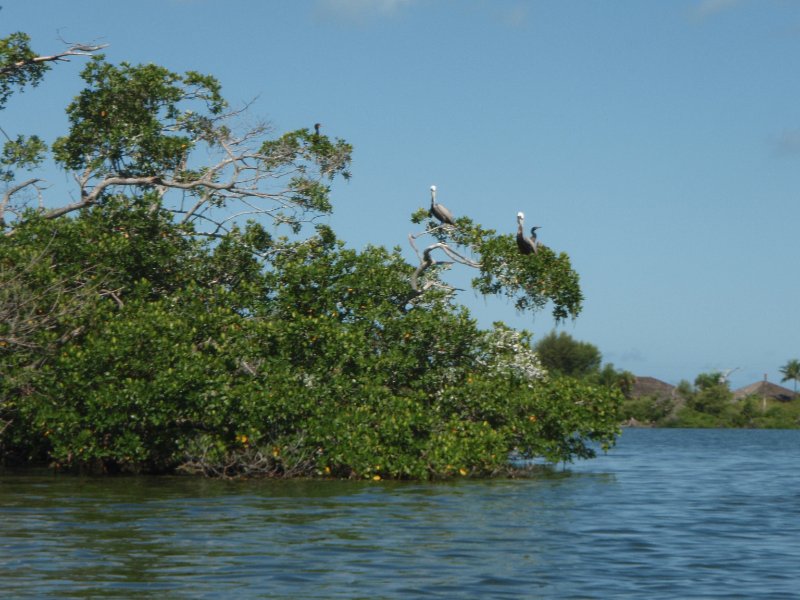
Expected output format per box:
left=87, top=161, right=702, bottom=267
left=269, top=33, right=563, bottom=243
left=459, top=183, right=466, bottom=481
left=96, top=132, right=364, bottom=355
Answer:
left=3, top=0, right=799, bottom=389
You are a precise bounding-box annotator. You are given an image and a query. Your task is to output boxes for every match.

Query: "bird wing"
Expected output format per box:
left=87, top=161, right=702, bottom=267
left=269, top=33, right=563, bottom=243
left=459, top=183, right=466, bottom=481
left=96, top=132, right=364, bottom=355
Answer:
left=433, top=203, right=456, bottom=225
left=517, top=232, right=534, bottom=254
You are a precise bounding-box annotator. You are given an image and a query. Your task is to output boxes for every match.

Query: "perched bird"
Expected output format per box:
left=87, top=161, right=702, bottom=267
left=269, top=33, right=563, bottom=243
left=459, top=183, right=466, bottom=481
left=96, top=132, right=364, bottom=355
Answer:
left=313, top=123, right=321, bottom=138
left=516, top=212, right=540, bottom=255
left=530, top=225, right=541, bottom=246
left=429, top=185, right=456, bottom=226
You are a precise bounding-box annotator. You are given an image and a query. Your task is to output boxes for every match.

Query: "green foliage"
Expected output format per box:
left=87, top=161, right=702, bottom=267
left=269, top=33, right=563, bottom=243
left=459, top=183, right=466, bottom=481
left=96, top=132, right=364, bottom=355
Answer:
left=755, top=400, right=800, bottom=429
left=627, top=371, right=800, bottom=429
left=0, top=36, right=623, bottom=478
left=693, top=371, right=724, bottom=392
left=670, top=407, right=728, bottom=428
left=0, top=32, right=52, bottom=184
left=1, top=205, right=622, bottom=476
left=620, top=394, right=675, bottom=424
left=685, top=373, right=732, bottom=416
left=534, top=331, right=602, bottom=378
left=1, top=135, right=47, bottom=182
left=409, top=209, right=583, bottom=322
left=28, top=294, right=241, bottom=471
left=52, top=58, right=225, bottom=177
left=659, top=374, right=735, bottom=427
left=472, top=232, right=583, bottom=321
left=780, top=359, right=800, bottom=393
left=592, top=363, right=635, bottom=396
left=0, top=32, right=50, bottom=109
left=521, top=377, right=622, bottom=461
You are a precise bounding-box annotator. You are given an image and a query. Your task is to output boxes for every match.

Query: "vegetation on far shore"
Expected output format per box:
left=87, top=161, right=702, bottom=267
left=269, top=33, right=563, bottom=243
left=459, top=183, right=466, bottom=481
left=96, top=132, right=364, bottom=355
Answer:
left=533, top=332, right=800, bottom=430
left=621, top=366, right=800, bottom=430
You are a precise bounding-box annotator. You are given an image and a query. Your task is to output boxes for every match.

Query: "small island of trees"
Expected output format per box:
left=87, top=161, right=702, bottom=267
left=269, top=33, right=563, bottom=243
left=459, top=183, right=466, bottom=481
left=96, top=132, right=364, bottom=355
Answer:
left=0, top=33, right=623, bottom=478
left=4, top=33, right=795, bottom=479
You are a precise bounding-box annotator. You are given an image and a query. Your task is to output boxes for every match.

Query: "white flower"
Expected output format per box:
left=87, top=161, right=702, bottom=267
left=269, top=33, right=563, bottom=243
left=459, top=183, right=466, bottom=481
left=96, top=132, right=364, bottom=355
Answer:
left=477, top=327, right=546, bottom=385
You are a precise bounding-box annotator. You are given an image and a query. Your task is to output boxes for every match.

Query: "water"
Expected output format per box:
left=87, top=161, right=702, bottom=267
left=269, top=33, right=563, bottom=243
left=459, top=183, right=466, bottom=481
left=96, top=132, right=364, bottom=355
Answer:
left=1, top=428, right=799, bottom=599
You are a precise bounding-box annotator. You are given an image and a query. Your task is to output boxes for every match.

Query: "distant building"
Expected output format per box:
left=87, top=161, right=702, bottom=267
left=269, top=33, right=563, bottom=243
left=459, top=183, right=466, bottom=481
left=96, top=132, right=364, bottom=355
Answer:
left=733, top=380, right=798, bottom=403
left=630, top=376, right=677, bottom=400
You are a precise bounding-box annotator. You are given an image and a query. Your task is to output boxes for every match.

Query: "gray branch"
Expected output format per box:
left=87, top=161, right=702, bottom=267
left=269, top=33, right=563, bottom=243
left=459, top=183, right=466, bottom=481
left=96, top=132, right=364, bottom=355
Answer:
left=0, top=43, right=108, bottom=76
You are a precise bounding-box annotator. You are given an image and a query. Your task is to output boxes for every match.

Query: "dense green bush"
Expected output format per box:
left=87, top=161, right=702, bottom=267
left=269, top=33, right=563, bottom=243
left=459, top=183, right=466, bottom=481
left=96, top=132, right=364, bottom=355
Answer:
left=1, top=204, right=623, bottom=477
left=620, top=394, right=676, bottom=425
left=0, top=34, right=622, bottom=478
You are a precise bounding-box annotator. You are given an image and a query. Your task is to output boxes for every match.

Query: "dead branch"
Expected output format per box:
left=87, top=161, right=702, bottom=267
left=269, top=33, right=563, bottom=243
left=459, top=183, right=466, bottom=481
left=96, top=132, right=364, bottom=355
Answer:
left=99, top=288, right=124, bottom=309
left=0, top=239, right=108, bottom=362
left=408, top=216, right=482, bottom=296
left=177, top=435, right=318, bottom=479
left=0, top=43, right=108, bottom=76
left=1, top=178, right=43, bottom=225
left=4, top=112, right=338, bottom=238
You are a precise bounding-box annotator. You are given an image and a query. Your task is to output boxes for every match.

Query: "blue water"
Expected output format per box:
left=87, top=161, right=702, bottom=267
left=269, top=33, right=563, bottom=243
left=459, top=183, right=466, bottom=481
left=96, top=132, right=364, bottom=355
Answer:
left=1, top=428, right=799, bottom=599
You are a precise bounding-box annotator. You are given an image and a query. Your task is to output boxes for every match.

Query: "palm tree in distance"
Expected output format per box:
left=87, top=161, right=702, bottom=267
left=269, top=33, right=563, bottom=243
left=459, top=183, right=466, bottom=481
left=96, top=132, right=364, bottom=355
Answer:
left=779, top=358, right=800, bottom=393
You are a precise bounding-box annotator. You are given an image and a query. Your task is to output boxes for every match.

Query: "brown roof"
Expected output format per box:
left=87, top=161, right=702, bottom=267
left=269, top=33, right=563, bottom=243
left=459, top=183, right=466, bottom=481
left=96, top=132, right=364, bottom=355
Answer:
left=733, top=380, right=798, bottom=403
left=630, top=376, right=677, bottom=399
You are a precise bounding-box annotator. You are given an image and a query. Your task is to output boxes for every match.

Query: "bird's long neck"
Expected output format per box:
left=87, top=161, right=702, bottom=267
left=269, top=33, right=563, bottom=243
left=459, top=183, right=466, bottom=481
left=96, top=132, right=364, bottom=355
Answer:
left=517, top=218, right=524, bottom=235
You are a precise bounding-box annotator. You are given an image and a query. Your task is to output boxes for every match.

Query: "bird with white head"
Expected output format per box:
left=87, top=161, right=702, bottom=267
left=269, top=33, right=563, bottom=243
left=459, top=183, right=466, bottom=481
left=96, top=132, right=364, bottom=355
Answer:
left=516, top=212, right=540, bottom=255
left=429, top=185, right=456, bottom=226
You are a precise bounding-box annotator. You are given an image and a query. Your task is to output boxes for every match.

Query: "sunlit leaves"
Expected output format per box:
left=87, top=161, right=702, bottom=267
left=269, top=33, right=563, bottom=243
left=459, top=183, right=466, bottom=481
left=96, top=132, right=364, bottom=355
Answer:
left=1, top=200, right=621, bottom=477
left=0, top=32, right=49, bottom=109
left=3, top=47, right=352, bottom=241
left=411, top=208, right=583, bottom=322
left=0, top=35, right=619, bottom=478
left=1, top=135, right=47, bottom=182
left=51, top=58, right=224, bottom=177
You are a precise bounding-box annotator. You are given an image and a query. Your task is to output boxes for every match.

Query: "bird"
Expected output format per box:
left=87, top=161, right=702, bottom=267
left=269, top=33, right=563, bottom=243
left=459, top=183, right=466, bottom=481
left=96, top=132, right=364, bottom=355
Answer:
left=718, top=368, right=739, bottom=385
left=516, top=212, right=540, bottom=255
left=429, top=185, right=456, bottom=226
left=530, top=225, right=541, bottom=246
left=313, top=123, right=321, bottom=138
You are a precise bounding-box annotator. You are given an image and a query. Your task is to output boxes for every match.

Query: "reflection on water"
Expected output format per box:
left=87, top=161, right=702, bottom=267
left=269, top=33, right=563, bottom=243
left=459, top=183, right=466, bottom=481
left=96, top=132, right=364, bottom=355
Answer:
left=2, top=429, right=800, bottom=599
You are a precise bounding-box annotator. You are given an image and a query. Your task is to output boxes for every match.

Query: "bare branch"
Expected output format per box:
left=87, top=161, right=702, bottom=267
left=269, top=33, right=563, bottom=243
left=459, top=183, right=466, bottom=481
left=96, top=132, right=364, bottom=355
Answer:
left=100, top=288, right=125, bottom=309
left=1, top=178, right=43, bottom=224
left=408, top=225, right=480, bottom=294
left=4, top=92, right=349, bottom=241
left=0, top=43, right=108, bottom=76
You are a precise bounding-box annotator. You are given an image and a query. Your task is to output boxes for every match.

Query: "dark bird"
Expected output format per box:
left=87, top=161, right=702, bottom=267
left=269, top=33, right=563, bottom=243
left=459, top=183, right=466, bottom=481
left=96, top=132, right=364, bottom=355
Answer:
left=429, top=185, right=456, bottom=226
left=516, top=212, right=540, bottom=255
left=530, top=225, right=541, bottom=246
left=313, top=123, right=321, bottom=140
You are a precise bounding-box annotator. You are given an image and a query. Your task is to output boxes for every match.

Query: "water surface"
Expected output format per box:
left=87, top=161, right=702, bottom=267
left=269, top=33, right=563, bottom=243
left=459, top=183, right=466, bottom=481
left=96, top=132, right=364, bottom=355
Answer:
left=2, top=428, right=799, bottom=598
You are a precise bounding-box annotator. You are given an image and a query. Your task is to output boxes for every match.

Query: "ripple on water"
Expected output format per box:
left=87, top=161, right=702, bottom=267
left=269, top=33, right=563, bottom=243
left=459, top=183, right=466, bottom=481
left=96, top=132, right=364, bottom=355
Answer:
left=3, top=429, right=800, bottom=599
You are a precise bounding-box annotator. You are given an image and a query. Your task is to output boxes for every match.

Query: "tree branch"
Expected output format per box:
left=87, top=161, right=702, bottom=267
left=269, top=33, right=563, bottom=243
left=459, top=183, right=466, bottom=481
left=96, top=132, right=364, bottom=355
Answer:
left=0, top=43, right=108, bottom=76
left=408, top=222, right=480, bottom=294
left=1, top=178, right=43, bottom=225
left=410, top=241, right=478, bottom=293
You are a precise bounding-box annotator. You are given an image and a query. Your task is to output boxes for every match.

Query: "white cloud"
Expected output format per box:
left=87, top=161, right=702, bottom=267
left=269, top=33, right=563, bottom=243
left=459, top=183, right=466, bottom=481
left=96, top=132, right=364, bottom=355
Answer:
left=769, top=128, right=800, bottom=157
left=498, top=4, right=529, bottom=29
left=690, top=0, right=745, bottom=21
left=315, top=0, right=416, bottom=23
